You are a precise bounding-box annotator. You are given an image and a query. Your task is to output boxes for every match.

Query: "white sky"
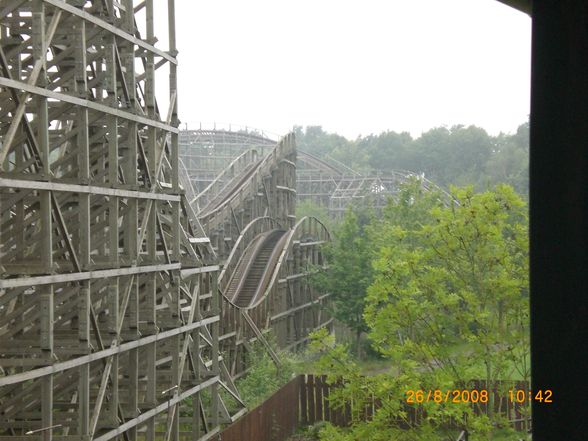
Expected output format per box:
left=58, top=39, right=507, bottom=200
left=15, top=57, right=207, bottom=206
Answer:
left=152, top=0, right=531, bottom=139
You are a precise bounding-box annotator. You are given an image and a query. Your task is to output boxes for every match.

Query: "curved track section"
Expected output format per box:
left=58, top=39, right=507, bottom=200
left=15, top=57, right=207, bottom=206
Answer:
left=227, top=229, right=288, bottom=308
left=180, top=128, right=277, bottom=196
left=192, top=148, right=259, bottom=212
left=180, top=128, right=454, bottom=219
left=218, top=216, right=332, bottom=377
left=197, top=157, right=263, bottom=219
left=297, top=152, right=455, bottom=215
left=297, top=150, right=347, bottom=177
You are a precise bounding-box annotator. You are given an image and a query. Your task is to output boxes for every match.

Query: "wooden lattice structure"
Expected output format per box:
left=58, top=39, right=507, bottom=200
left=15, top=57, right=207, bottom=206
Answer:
left=179, top=129, right=276, bottom=198
left=296, top=151, right=453, bottom=217
left=0, top=3, right=333, bottom=438
left=179, top=129, right=451, bottom=219
left=0, top=2, right=243, bottom=439
left=186, top=135, right=333, bottom=377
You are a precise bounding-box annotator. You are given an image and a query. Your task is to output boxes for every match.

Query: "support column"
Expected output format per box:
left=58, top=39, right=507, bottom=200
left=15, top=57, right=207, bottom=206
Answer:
left=192, top=275, right=202, bottom=440
left=40, top=287, right=53, bottom=441
left=211, top=273, right=220, bottom=428
left=145, top=4, right=158, bottom=438
left=79, top=282, right=90, bottom=440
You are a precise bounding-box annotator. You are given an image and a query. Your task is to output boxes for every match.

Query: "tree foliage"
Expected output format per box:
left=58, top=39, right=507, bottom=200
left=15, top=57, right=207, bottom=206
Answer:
left=236, top=340, right=296, bottom=409
left=296, top=199, right=334, bottom=232
left=294, top=122, right=529, bottom=196
left=313, top=207, right=373, bottom=357
left=309, top=184, right=529, bottom=440
left=366, top=185, right=530, bottom=385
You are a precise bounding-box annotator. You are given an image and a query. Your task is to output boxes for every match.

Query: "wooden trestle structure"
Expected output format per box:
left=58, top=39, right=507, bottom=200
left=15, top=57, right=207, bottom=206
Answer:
left=0, top=1, right=331, bottom=439
left=179, top=127, right=277, bottom=199
left=181, top=129, right=453, bottom=218
left=296, top=150, right=454, bottom=217
left=190, top=135, right=333, bottom=377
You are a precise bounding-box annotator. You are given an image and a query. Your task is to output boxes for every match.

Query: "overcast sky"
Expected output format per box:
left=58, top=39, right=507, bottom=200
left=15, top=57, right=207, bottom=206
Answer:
left=151, top=0, right=531, bottom=139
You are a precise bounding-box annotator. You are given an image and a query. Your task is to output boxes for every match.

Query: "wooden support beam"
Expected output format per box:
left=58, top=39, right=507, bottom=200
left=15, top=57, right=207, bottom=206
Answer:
left=0, top=316, right=219, bottom=386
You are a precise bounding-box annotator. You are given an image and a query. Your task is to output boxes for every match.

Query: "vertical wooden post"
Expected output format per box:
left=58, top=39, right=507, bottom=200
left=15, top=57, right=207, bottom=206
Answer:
left=211, top=272, right=220, bottom=428
left=40, top=287, right=53, bottom=441
left=79, top=282, right=90, bottom=439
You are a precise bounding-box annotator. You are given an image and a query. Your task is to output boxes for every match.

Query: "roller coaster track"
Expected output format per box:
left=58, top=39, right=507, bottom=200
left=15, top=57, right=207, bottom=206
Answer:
left=297, top=150, right=347, bottom=177
left=182, top=131, right=333, bottom=377
left=225, top=230, right=287, bottom=307
left=0, top=3, right=327, bottom=439
left=179, top=128, right=276, bottom=197
left=190, top=148, right=259, bottom=212
left=197, top=157, right=263, bottom=220
left=180, top=129, right=455, bottom=218
left=215, top=214, right=331, bottom=376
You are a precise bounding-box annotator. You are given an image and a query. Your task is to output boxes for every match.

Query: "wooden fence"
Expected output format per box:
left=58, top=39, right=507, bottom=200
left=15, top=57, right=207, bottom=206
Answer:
left=211, top=376, right=301, bottom=441
left=299, top=374, right=440, bottom=429
left=300, top=375, right=531, bottom=432
left=214, top=374, right=531, bottom=441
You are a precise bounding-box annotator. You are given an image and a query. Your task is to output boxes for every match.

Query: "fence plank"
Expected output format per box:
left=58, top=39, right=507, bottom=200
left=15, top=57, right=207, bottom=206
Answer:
left=344, top=399, right=351, bottom=426
left=213, top=375, right=299, bottom=441
left=300, top=374, right=308, bottom=425
left=315, top=375, right=324, bottom=421
left=322, top=376, right=330, bottom=422
left=332, top=377, right=343, bottom=427
left=307, top=374, right=316, bottom=424
left=215, top=376, right=530, bottom=440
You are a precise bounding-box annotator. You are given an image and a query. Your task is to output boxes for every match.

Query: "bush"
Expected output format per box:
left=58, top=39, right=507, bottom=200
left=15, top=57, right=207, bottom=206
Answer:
left=236, top=340, right=297, bottom=408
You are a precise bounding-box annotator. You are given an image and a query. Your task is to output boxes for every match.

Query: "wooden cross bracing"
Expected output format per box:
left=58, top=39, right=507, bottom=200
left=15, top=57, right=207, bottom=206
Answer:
left=0, top=1, right=235, bottom=439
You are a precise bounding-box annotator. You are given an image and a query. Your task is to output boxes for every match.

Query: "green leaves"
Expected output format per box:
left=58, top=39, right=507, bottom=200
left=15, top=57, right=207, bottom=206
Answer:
left=366, top=183, right=530, bottom=387
left=313, top=184, right=529, bottom=440
left=316, top=207, right=374, bottom=352
left=235, top=339, right=297, bottom=408
left=295, top=122, right=529, bottom=197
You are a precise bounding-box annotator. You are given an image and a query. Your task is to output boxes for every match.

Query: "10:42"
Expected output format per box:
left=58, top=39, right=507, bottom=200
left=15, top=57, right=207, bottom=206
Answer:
left=509, top=389, right=553, bottom=403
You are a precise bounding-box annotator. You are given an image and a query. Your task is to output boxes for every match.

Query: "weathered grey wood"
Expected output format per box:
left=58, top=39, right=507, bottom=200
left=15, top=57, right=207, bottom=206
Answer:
left=43, top=0, right=176, bottom=63
left=0, top=316, right=219, bottom=386
left=93, top=376, right=219, bottom=441
left=0, top=263, right=181, bottom=289
left=0, top=2, right=333, bottom=436
left=0, top=178, right=182, bottom=201
left=0, top=9, right=62, bottom=162
left=0, top=77, right=179, bottom=133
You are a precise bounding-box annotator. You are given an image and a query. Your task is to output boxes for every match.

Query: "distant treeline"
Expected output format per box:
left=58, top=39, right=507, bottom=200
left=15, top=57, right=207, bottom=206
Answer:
left=293, top=122, right=529, bottom=195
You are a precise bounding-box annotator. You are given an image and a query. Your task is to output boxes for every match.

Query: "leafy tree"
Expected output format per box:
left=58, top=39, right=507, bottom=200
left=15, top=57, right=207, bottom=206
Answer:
left=362, top=130, right=415, bottom=172
left=293, top=122, right=529, bottom=197
left=367, top=177, right=447, bottom=252
left=310, top=185, right=529, bottom=440
left=367, top=184, right=529, bottom=382
left=294, top=125, right=353, bottom=159
left=412, top=125, right=494, bottom=187
left=482, top=122, right=529, bottom=195
left=314, top=207, right=373, bottom=358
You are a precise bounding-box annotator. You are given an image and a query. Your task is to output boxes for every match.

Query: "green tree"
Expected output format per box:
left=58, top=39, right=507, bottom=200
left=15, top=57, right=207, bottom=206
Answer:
left=361, top=130, right=415, bottom=172
left=311, top=185, right=530, bottom=441
left=412, top=125, right=494, bottom=187
left=294, top=125, right=353, bottom=159
left=482, top=122, right=529, bottom=196
left=315, top=207, right=373, bottom=358
left=367, top=177, right=447, bottom=252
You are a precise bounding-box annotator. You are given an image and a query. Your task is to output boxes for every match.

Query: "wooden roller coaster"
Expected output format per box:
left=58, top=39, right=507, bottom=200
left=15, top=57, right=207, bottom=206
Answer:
left=0, top=2, right=330, bottom=439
